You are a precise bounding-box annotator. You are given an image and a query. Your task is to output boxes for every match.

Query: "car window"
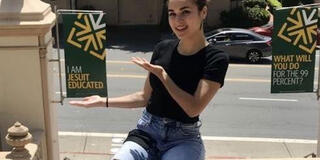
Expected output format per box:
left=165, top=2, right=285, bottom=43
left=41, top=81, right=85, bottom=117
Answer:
left=214, top=34, right=231, bottom=42
left=231, top=33, right=254, bottom=41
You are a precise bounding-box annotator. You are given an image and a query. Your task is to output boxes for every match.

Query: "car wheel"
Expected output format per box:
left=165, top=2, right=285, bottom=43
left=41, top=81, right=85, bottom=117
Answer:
left=247, top=50, right=261, bottom=63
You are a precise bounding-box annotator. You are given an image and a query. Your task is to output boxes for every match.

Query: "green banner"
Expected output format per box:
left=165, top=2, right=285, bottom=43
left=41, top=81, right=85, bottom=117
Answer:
left=62, top=12, right=107, bottom=97
left=271, top=7, right=317, bottom=93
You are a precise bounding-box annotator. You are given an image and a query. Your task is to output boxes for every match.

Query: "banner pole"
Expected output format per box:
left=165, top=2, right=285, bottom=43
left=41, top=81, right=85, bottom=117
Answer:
left=316, top=6, right=320, bottom=156
left=54, top=6, right=65, bottom=105
left=317, top=46, right=320, bottom=156
left=57, top=9, right=103, bottom=13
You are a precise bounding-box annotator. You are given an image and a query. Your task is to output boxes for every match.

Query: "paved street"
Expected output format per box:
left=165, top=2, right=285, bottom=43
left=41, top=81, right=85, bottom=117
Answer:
left=51, top=48, right=319, bottom=140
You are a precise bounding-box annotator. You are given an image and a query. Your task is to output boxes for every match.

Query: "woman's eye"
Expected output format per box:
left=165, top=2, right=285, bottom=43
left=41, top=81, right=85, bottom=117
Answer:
left=182, top=10, right=190, bottom=15
left=168, top=13, right=176, bottom=17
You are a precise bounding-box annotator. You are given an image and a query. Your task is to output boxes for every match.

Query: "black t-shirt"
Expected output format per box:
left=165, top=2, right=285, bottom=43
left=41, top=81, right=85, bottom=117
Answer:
left=146, top=39, right=229, bottom=123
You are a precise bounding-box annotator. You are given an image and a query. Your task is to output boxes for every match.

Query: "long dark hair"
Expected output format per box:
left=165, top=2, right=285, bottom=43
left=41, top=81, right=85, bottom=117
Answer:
left=163, top=0, right=209, bottom=31
left=166, top=0, right=209, bottom=11
left=194, top=0, right=209, bottom=11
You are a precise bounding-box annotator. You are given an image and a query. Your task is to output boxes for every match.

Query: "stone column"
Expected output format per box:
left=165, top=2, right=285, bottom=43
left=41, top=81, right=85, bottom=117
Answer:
left=0, top=129, right=2, bottom=151
left=0, top=0, right=58, bottom=160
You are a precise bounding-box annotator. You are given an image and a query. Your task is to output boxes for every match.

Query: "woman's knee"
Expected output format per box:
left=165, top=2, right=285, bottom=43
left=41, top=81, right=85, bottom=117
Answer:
left=112, top=129, right=158, bottom=160
left=161, top=141, right=205, bottom=160
left=111, top=141, right=149, bottom=160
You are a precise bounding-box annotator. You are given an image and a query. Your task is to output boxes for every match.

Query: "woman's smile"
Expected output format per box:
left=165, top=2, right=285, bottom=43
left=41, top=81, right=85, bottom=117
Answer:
left=176, top=25, right=188, bottom=32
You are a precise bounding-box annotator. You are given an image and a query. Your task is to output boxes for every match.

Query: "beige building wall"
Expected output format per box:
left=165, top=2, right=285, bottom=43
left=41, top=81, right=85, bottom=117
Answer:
left=56, top=0, right=70, bottom=9
left=118, top=0, right=162, bottom=25
left=41, top=0, right=69, bottom=9
left=52, top=0, right=231, bottom=26
left=77, top=0, right=118, bottom=25
left=0, top=1, right=58, bottom=159
left=40, top=0, right=69, bottom=8
left=76, top=0, right=162, bottom=25
left=48, top=0, right=230, bottom=26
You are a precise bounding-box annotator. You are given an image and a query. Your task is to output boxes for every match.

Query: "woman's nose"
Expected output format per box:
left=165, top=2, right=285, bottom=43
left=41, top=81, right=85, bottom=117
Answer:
left=175, top=14, right=184, bottom=22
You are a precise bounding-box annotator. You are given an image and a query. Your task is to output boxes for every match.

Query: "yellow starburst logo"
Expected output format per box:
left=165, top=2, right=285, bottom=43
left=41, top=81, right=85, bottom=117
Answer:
left=277, top=8, right=318, bottom=54
left=67, top=13, right=107, bottom=60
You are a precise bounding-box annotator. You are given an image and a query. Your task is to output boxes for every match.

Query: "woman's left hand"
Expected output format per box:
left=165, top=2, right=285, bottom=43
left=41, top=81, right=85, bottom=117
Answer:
left=131, top=57, right=165, bottom=80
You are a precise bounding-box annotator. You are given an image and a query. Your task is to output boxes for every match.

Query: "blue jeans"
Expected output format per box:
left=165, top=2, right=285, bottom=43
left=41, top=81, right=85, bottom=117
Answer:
left=112, top=109, right=205, bottom=160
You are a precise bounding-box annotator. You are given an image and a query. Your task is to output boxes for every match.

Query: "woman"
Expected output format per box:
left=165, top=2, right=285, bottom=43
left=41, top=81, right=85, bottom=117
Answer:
left=70, top=0, right=229, bottom=159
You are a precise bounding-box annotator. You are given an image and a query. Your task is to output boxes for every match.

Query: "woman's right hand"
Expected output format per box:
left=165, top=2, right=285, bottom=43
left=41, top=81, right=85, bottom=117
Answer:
left=69, top=95, right=106, bottom=108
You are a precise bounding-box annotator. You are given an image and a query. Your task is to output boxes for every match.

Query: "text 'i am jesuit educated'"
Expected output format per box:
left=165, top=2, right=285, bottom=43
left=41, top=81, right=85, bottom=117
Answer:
left=67, top=66, right=104, bottom=89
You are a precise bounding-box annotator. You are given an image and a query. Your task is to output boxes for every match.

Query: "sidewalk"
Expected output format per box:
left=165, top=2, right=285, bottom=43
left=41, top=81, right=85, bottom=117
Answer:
left=58, top=132, right=318, bottom=160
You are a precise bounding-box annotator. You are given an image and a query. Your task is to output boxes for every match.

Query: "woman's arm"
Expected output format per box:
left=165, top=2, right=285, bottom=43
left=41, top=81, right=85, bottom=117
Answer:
left=108, top=75, right=152, bottom=108
left=69, top=75, right=153, bottom=108
left=132, top=57, right=220, bottom=118
left=160, top=72, right=220, bottom=117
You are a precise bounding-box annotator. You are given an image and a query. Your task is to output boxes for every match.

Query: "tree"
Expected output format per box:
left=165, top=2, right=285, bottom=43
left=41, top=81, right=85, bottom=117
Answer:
left=220, top=0, right=270, bottom=28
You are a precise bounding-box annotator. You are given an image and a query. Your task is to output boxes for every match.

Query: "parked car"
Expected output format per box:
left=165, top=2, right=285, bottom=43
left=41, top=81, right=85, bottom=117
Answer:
left=205, top=28, right=272, bottom=63
left=250, top=22, right=320, bottom=46
left=249, top=22, right=273, bottom=37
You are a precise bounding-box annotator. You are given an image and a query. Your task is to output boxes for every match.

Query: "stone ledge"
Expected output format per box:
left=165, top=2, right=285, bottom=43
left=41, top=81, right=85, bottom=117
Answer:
left=0, top=0, right=52, bottom=21
left=0, top=0, right=56, bottom=36
left=0, top=12, right=56, bottom=37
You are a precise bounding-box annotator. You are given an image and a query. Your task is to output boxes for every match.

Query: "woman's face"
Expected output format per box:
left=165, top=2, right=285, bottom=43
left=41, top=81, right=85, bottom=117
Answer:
left=167, top=0, right=206, bottom=39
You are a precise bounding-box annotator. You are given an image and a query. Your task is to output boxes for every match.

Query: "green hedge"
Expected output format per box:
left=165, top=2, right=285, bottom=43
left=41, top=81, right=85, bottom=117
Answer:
left=243, top=0, right=267, bottom=8
left=266, top=0, right=282, bottom=13
left=267, top=0, right=282, bottom=9
left=267, top=0, right=282, bottom=7
left=245, top=6, right=270, bottom=25
left=220, top=0, right=270, bottom=28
